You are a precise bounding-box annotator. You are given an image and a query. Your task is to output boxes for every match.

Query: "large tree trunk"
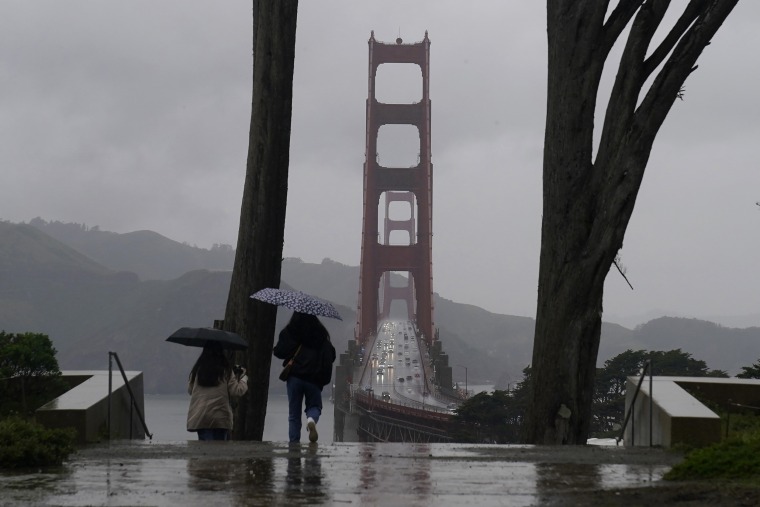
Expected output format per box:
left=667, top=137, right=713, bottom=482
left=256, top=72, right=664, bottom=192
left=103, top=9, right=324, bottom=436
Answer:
left=225, top=0, right=298, bottom=440
left=526, top=0, right=738, bottom=445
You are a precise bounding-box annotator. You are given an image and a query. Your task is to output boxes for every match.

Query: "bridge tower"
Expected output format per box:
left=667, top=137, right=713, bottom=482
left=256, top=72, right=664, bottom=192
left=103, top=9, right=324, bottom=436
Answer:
left=356, top=31, right=434, bottom=348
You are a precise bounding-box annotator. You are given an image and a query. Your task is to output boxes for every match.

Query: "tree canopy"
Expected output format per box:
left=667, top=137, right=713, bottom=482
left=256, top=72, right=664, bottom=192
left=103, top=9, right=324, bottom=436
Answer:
left=0, top=331, right=67, bottom=416
left=451, top=366, right=532, bottom=443
left=737, top=359, right=760, bottom=379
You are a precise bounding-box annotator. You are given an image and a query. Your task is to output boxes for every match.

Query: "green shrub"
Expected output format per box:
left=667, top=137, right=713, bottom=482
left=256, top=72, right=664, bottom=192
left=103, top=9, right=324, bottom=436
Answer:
left=0, top=417, right=76, bottom=469
left=0, top=331, right=70, bottom=417
left=665, top=429, right=760, bottom=481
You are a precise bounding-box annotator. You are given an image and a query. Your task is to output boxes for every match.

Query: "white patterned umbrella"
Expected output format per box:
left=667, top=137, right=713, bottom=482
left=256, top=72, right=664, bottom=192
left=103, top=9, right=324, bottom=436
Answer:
left=250, top=288, right=343, bottom=320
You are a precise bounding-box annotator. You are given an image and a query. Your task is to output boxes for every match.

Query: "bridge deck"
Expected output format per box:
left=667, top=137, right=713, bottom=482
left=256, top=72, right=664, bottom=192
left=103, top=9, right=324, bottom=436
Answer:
left=354, top=320, right=453, bottom=414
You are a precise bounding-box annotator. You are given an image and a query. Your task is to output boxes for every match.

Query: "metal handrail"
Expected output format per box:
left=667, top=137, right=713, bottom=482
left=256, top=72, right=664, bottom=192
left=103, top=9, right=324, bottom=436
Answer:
left=615, top=360, right=652, bottom=446
left=108, top=351, right=152, bottom=440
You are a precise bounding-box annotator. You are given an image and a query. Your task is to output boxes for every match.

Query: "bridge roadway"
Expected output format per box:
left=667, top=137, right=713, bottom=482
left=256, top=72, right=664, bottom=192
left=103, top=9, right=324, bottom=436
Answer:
left=355, top=319, right=453, bottom=414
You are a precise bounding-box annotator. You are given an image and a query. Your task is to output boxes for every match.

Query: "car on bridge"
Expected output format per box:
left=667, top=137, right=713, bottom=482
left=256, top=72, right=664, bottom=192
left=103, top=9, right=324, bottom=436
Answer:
left=382, top=392, right=391, bottom=401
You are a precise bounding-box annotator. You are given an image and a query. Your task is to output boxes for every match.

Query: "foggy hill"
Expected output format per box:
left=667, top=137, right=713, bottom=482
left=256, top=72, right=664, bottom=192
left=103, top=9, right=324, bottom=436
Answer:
left=28, top=217, right=236, bottom=281
left=628, top=317, right=760, bottom=374
left=2, top=219, right=759, bottom=394
left=0, top=221, right=139, bottom=340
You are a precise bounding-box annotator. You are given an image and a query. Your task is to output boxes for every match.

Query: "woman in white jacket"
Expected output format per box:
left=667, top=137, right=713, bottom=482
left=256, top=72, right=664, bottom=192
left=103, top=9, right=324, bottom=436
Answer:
left=186, top=342, right=247, bottom=440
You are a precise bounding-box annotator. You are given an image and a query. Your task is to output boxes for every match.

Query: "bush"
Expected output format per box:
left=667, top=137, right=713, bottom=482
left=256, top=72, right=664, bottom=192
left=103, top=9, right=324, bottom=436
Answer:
left=665, top=429, right=760, bottom=482
left=0, top=417, right=76, bottom=469
left=0, top=331, right=69, bottom=417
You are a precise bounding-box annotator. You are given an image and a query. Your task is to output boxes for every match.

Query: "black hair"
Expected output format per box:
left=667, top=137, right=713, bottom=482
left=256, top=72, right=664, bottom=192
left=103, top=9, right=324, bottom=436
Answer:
left=189, top=341, right=232, bottom=387
left=283, top=312, right=330, bottom=347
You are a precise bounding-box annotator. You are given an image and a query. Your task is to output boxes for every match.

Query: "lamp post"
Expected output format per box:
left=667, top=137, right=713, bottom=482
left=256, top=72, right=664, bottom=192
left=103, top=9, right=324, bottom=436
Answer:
left=456, top=364, right=468, bottom=399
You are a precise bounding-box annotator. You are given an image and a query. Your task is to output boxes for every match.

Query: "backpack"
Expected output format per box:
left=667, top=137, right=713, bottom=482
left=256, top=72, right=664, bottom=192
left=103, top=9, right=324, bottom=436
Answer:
left=314, top=340, right=336, bottom=387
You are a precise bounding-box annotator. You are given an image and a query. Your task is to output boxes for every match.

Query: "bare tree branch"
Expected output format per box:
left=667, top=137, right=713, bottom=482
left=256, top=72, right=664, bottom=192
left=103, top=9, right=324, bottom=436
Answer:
left=635, top=0, right=739, bottom=145
left=602, top=0, right=646, bottom=52
left=613, top=254, right=634, bottom=290
left=642, top=0, right=707, bottom=78
left=596, top=0, right=670, bottom=172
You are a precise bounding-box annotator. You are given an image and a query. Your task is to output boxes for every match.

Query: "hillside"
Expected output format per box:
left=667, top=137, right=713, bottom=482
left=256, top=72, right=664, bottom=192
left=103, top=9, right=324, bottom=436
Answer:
left=2, top=219, right=759, bottom=393
left=28, top=218, right=235, bottom=281
left=628, top=317, right=760, bottom=374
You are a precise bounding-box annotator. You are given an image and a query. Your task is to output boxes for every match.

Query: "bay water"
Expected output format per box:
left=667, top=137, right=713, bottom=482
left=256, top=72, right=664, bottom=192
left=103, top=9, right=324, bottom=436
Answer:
left=144, top=392, right=335, bottom=443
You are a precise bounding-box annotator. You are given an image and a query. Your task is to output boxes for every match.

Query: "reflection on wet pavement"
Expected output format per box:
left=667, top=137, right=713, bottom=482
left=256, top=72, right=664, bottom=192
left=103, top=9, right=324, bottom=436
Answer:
left=0, top=442, right=677, bottom=506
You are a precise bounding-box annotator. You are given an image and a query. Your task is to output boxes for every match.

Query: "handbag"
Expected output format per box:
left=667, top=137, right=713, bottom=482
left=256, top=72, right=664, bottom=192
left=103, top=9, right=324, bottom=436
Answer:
left=279, top=345, right=302, bottom=381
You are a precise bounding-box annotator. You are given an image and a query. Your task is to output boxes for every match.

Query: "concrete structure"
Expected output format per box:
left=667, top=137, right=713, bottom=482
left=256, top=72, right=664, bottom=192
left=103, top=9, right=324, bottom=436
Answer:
left=624, top=376, right=760, bottom=448
left=36, top=370, right=147, bottom=444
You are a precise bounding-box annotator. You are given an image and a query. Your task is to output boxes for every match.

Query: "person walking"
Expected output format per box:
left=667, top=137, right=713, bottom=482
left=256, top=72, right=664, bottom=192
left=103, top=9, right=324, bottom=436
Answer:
left=187, top=341, right=248, bottom=440
left=273, top=312, right=336, bottom=443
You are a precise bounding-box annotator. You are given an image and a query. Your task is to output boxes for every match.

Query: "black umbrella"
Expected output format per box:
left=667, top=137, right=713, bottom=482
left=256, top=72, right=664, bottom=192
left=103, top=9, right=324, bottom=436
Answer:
left=250, top=288, right=343, bottom=320
left=166, top=327, right=248, bottom=350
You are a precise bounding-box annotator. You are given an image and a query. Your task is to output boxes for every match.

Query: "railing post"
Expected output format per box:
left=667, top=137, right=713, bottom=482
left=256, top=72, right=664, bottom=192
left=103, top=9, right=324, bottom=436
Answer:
left=726, top=398, right=732, bottom=439
left=649, top=358, right=653, bottom=447
left=108, top=351, right=152, bottom=440
left=108, top=352, right=113, bottom=441
left=631, top=397, right=635, bottom=447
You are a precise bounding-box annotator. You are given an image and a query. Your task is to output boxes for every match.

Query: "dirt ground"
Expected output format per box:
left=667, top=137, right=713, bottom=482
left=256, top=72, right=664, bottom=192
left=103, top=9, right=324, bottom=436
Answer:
left=556, top=483, right=760, bottom=506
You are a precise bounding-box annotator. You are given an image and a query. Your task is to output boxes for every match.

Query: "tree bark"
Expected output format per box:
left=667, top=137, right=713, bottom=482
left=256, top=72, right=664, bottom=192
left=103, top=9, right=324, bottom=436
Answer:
left=225, top=0, right=298, bottom=440
left=526, top=0, right=738, bottom=445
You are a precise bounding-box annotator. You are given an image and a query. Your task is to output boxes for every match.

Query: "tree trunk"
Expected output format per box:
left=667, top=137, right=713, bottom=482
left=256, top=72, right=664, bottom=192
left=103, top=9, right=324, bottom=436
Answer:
left=526, top=0, right=738, bottom=445
left=225, top=0, right=298, bottom=440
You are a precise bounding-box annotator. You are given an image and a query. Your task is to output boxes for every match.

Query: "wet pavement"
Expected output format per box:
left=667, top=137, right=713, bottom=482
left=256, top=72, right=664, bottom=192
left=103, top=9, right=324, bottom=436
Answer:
left=0, top=441, right=683, bottom=506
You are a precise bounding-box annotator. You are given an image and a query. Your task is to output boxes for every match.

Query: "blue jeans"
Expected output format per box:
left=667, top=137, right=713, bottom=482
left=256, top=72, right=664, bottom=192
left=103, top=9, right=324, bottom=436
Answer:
left=286, top=376, right=322, bottom=442
left=197, top=428, right=229, bottom=441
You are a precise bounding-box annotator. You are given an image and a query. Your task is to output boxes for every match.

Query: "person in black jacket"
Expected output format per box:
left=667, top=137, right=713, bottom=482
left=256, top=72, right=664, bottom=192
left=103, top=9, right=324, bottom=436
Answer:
left=273, top=312, right=336, bottom=443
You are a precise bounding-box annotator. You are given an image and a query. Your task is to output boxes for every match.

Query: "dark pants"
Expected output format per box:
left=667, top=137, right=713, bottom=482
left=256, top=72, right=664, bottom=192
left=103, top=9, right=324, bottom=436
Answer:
left=197, top=428, right=229, bottom=441
left=286, top=376, right=322, bottom=442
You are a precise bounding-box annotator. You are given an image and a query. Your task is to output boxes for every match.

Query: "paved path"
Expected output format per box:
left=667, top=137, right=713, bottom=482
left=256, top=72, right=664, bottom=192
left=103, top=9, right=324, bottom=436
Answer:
left=0, top=441, right=683, bottom=506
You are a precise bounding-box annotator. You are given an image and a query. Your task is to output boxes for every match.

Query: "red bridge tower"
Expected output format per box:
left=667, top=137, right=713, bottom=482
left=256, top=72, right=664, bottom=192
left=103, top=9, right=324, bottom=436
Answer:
left=356, top=31, right=434, bottom=348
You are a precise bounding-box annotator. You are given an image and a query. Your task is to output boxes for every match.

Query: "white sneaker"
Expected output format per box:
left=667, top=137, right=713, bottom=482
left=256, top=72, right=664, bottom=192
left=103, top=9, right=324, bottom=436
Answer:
left=306, top=417, right=318, bottom=443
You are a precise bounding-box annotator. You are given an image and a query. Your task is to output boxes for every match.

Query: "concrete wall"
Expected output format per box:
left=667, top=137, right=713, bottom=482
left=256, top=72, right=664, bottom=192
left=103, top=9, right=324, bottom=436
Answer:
left=36, top=370, right=146, bottom=444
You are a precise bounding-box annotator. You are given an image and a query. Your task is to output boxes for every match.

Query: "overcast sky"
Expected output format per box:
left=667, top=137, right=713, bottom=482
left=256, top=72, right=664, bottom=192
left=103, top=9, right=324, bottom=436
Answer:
left=2, top=1, right=759, bottom=327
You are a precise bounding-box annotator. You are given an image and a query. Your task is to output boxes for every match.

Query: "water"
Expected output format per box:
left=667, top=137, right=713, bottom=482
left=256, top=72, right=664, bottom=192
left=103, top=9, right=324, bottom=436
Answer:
left=144, top=392, right=335, bottom=443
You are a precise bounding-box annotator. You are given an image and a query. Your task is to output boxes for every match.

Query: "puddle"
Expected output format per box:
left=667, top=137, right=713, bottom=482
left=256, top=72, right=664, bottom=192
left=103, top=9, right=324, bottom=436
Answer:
left=0, top=442, right=675, bottom=506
